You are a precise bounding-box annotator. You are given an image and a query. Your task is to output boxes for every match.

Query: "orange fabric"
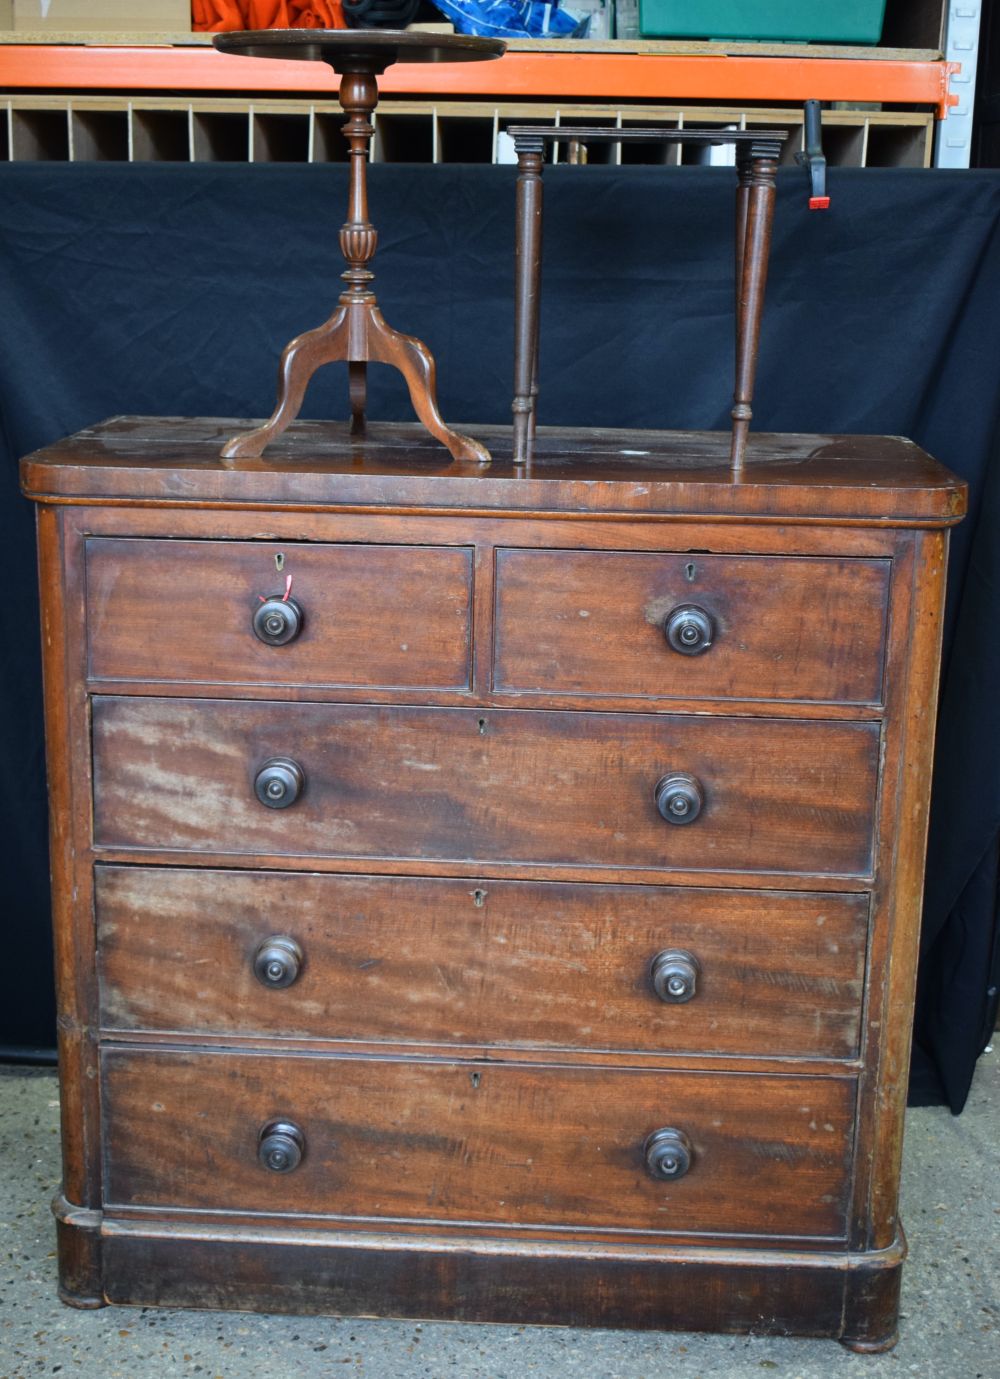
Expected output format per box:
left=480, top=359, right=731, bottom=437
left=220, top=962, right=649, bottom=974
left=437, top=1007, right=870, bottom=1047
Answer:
left=192, top=1, right=347, bottom=32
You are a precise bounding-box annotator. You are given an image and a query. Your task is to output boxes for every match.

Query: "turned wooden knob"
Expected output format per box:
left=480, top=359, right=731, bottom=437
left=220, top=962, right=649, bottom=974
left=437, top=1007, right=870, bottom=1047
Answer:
left=664, top=605, right=714, bottom=656
left=258, top=1120, right=305, bottom=1173
left=254, top=757, right=305, bottom=810
left=252, top=593, right=304, bottom=646
left=650, top=949, right=701, bottom=1004
left=644, top=1128, right=693, bottom=1181
left=654, top=773, right=704, bottom=825
left=253, top=936, right=303, bottom=989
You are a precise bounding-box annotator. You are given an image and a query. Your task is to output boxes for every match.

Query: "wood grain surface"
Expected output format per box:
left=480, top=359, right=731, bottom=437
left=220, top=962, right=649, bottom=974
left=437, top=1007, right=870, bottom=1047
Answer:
left=101, top=1048, right=856, bottom=1239
left=494, top=549, right=889, bottom=705
left=86, top=538, right=473, bottom=691
left=20, top=418, right=967, bottom=525
left=96, top=867, right=868, bottom=1059
left=99, top=1224, right=898, bottom=1339
left=22, top=415, right=960, bottom=1341
left=91, top=698, right=880, bottom=876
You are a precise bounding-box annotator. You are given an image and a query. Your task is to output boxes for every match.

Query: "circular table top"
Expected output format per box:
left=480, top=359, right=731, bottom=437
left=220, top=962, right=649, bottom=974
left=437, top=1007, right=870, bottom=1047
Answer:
left=213, top=29, right=506, bottom=67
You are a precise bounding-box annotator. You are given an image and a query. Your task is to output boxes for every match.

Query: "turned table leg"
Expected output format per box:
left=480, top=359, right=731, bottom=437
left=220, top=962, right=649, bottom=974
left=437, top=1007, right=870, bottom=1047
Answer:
left=507, top=125, right=782, bottom=475
left=513, top=135, right=545, bottom=467
left=731, top=141, right=779, bottom=473
left=735, top=150, right=751, bottom=362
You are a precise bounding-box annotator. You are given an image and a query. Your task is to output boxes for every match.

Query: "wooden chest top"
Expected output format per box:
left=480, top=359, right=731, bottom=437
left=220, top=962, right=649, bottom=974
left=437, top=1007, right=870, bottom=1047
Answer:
left=21, top=417, right=966, bottom=525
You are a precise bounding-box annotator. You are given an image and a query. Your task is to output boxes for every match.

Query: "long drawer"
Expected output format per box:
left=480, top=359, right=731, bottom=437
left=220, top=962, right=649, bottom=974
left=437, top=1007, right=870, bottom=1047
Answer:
left=493, top=549, right=890, bottom=706
left=101, top=1049, right=856, bottom=1240
left=91, top=699, right=880, bottom=877
left=96, top=867, right=868, bottom=1059
left=85, top=538, right=474, bottom=691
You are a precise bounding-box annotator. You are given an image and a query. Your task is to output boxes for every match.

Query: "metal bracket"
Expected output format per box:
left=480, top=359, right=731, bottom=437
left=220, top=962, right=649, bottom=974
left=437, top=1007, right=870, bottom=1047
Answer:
left=796, top=100, right=830, bottom=211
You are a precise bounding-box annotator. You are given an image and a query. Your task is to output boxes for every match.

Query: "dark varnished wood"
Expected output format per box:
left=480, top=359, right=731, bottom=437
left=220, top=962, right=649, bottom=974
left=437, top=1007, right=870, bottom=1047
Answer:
left=35, top=508, right=105, bottom=1312
left=21, top=418, right=962, bottom=1345
left=493, top=548, right=890, bottom=705
left=841, top=1242, right=906, bottom=1352
left=213, top=35, right=500, bottom=465
left=212, top=28, right=506, bottom=66
left=730, top=143, right=778, bottom=472
left=101, top=1048, right=855, bottom=1240
left=91, top=698, right=880, bottom=877
left=98, top=1224, right=902, bottom=1342
left=20, top=418, right=967, bottom=525
left=85, top=538, right=473, bottom=691
left=51, top=1195, right=104, bottom=1310
left=864, top=531, right=952, bottom=1252
left=96, top=867, right=868, bottom=1060
left=509, top=129, right=784, bottom=470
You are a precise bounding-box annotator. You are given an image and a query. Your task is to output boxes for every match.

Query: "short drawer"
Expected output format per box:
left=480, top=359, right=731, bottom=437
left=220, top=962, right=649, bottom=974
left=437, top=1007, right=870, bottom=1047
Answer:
left=91, top=699, right=880, bottom=877
left=101, top=1049, right=855, bottom=1240
left=85, top=538, right=473, bottom=691
left=97, top=867, right=868, bottom=1060
left=493, top=549, right=890, bottom=705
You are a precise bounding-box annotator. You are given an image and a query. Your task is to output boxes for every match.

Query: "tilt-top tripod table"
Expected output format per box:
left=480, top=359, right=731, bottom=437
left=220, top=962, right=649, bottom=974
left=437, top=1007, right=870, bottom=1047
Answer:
left=213, top=29, right=504, bottom=464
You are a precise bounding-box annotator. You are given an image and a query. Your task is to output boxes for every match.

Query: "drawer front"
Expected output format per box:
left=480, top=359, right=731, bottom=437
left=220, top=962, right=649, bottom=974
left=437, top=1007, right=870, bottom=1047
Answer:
left=102, top=1049, right=855, bottom=1240
left=493, top=549, right=890, bottom=705
left=92, top=699, right=880, bottom=877
left=86, top=538, right=473, bottom=691
left=97, top=867, right=868, bottom=1059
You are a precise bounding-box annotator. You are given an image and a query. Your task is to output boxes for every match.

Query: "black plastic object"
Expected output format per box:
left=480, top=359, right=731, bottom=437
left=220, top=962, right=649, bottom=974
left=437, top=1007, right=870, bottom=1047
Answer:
left=343, top=0, right=422, bottom=28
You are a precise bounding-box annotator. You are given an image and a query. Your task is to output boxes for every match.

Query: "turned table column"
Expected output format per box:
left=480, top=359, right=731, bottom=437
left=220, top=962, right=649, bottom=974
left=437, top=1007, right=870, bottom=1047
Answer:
left=213, top=29, right=504, bottom=464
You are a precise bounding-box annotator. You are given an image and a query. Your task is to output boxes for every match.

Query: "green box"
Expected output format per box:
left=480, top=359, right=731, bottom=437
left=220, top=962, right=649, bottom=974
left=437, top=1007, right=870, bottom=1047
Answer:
left=637, top=0, right=887, bottom=43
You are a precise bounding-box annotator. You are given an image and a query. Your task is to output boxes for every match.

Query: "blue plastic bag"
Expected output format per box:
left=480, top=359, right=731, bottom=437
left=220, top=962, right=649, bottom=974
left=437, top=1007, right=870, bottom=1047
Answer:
left=432, top=0, right=580, bottom=38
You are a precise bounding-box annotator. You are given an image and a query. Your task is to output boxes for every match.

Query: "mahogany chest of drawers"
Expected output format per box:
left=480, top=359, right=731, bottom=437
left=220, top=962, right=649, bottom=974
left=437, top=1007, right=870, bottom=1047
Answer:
left=21, top=418, right=965, bottom=1350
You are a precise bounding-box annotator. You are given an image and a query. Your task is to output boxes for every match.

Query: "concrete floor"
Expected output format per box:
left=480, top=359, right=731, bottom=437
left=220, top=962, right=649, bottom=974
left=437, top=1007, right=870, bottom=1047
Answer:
left=1, top=1051, right=997, bottom=1379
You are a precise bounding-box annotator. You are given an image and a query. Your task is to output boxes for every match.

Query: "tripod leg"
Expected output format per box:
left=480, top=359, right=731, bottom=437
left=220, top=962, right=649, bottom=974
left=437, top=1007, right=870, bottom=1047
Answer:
left=221, top=306, right=351, bottom=461
left=367, top=308, right=490, bottom=465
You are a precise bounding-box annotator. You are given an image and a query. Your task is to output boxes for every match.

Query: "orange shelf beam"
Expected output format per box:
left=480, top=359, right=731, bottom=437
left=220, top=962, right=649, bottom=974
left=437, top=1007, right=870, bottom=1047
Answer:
left=0, top=44, right=960, bottom=119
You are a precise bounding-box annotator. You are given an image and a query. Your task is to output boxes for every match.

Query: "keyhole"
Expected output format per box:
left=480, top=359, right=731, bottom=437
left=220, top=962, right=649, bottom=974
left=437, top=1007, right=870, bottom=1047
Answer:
left=470, top=1071, right=482, bottom=1089
left=472, top=889, right=486, bottom=908
left=477, top=717, right=488, bottom=735
left=685, top=562, right=696, bottom=581
left=275, top=552, right=285, bottom=572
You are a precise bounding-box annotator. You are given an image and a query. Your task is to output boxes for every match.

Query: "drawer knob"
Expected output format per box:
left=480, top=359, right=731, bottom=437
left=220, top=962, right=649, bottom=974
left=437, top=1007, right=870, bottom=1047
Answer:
left=650, top=949, right=701, bottom=1004
left=654, top=773, right=704, bottom=825
left=253, top=936, right=304, bottom=989
left=253, top=594, right=304, bottom=647
left=644, top=1127, right=693, bottom=1182
left=664, top=605, right=714, bottom=656
left=254, top=757, right=305, bottom=810
left=258, top=1119, right=305, bottom=1173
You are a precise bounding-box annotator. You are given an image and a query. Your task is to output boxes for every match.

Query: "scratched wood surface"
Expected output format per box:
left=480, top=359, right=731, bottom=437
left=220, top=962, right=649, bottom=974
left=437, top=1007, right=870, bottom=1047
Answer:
left=98, top=1229, right=881, bottom=1338
left=96, top=867, right=868, bottom=1059
left=20, top=417, right=967, bottom=524
left=85, top=538, right=474, bottom=691
left=493, top=549, right=890, bottom=705
left=22, top=418, right=963, bottom=1344
left=101, top=1047, right=856, bottom=1239
left=91, top=698, right=880, bottom=877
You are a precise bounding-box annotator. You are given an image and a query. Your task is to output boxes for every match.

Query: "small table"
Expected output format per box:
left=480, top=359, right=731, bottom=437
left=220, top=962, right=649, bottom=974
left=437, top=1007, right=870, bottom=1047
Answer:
left=213, top=29, right=504, bottom=464
left=508, top=126, right=787, bottom=472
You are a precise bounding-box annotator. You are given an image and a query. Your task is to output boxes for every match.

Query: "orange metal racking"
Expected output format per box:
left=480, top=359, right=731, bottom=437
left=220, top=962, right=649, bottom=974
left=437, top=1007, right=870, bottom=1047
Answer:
left=0, top=44, right=960, bottom=120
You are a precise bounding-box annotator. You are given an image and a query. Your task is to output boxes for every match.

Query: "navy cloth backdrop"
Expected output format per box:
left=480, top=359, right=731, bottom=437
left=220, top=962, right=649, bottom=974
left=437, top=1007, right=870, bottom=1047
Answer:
left=1, top=162, right=998, bottom=1109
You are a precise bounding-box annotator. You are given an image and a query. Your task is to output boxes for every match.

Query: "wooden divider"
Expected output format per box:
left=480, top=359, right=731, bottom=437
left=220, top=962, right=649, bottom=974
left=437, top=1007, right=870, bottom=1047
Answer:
left=1, top=95, right=936, bottom=167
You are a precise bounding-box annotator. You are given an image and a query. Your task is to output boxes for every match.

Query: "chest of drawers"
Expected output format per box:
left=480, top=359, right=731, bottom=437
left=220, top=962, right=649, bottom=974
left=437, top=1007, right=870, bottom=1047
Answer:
left=21, top=418, right=965, bottom=1350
